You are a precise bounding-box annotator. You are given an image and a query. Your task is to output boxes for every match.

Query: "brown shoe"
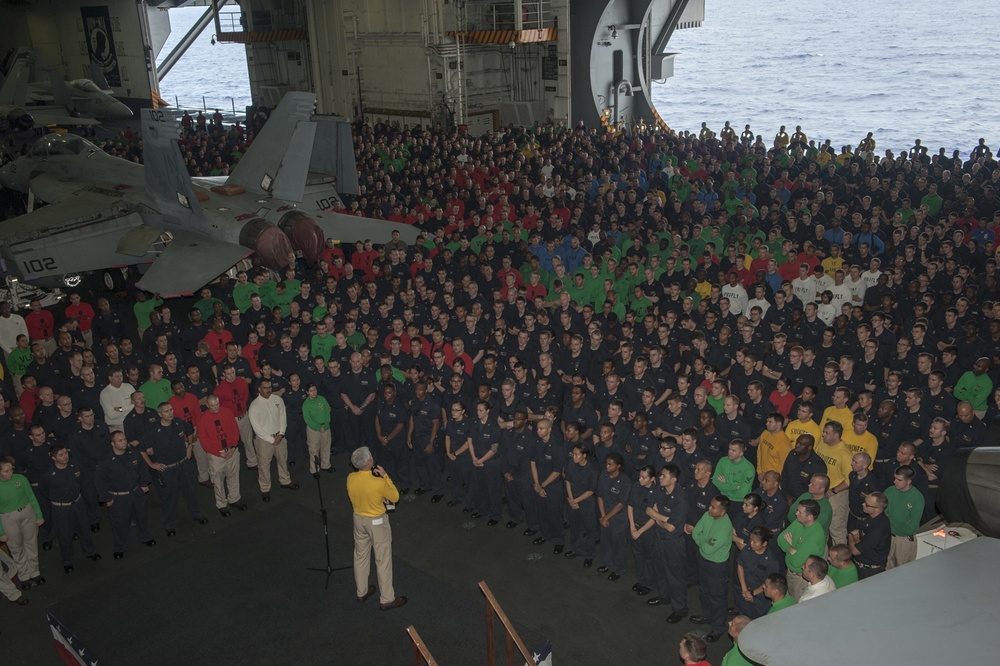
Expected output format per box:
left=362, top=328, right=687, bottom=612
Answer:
left=199, top=480, right=214, bottom=488
left=280, top=483, right=300, bottom=491
left=356, top=585, right=376, bottom=603
left=14, top=597, right=29, bottom=606
left=379, top=596, right=408, bottom=611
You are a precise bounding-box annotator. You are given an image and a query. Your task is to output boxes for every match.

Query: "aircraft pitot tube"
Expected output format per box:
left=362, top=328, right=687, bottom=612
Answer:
left=238, top=218, right=295, bottom=268
left=279, top=211, right=325, bottom=265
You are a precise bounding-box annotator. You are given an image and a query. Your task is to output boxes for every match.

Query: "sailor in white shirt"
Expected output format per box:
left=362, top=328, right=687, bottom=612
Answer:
left=248, top=381, right=296, bottom=498
left=99, top=369, right=136, bottom=431
left=799, top=555, right=837, bottom=602
left=846, top=265, right=868, bottom=305
left=827, top=270, right=853, bottom=311
left=860, top=258, right=883, bottom=289
left=792, top=264, right=818, bottom=304
left=0, top=302, right=29, bottom=356
left=721, top=272, right=749, bottom=316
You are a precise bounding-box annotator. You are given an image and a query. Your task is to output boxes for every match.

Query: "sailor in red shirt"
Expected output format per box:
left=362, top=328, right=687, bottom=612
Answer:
left=202, top=318, right=234, bottom=365
left=64, top=293, right=96, bottom=349
left=24, top=299, right=56, bottom=354
left=213, top=365, right=255, bottom=469
left=169, top=380, right=211, bottom=487
left=197, top=395, right=246, bottom=515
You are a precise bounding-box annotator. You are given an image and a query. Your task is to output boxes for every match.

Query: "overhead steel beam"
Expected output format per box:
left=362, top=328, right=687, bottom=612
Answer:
left=156, top=0, right=231, bottom=80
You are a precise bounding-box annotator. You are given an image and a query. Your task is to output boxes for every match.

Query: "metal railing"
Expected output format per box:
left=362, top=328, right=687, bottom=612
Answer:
left=479, top=581, right=535, bottom=666
left=406, top=626, right=438, bottom=666
left=466, top=1, right=554, bottom=32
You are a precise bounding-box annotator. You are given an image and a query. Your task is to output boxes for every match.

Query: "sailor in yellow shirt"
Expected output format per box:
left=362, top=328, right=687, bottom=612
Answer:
left=841, top=412, right=878, bottom=468
left=757, top=412, right=793, bottom=479
left=785, top=402, right=822, bottom=445
left=820, top=388, right=855, bottom=432
left=813, top=422, right=853, bottom=547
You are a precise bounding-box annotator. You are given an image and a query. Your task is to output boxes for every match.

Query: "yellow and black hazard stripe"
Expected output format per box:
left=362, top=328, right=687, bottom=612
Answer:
left=445, top=28, right=557, bottom=45
left=217, top=29, right=308, bottom=44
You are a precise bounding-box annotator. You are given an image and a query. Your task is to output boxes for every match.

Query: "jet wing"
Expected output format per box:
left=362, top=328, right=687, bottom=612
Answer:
left=22, top=106, right=101, bottom=127
left=308, top=210, right=420, bottom=246
left=0, top=195, right=153, bottom=280
left=134, top=229, right=251, bottom=298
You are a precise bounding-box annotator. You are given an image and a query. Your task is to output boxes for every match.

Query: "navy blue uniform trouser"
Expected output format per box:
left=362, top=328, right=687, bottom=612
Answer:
left=471, top=459, right=502, bottom=520
left=698, top=558, right=729, bottom=634
left=450, top=454, right=472, bottom=504
left=600, top=514, right=628, bottom=575
left=653, top=536, right=688, bottom=613
left=631, top=531, right=656, bottom=588
left=158, top=460, right=204, bottom=530
left=504, top=471, right=535, bottom=526
left=413, top=436, right=444, bottom=495
left=108, top=488, right=152, bottom=553
left=536, top=483, right=565, bottom=544
left=567, top=497, right=597, bottom=558
left=379, top=440, right=410, bottom=489
left=52, top=498, right=96, bottom=566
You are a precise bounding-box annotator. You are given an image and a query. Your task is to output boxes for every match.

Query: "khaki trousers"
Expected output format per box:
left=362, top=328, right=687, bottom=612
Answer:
left=0, top=504, right=40, bottom=579
left=306, top=427, right=332, bottom=474
left=255, top=436, right=290, bottom=492
left=828, top=490, right=849, bottom=546
left=353, top=512, right=395, bottom=605
left=209, top=451, right=242, bottom=508
left=786, top=570, right=808, bottom=601
left=237, top=414, right=256, bottom=466
left=888, top=535, right=917, bottom=569
left=192, top=437, right=210, bottom=482
left=0, top=547, right=24, bottom=602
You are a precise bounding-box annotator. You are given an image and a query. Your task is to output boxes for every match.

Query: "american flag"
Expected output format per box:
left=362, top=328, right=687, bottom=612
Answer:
left=526, top=639, right=553, bottom=666
left=47, top=612, right=100, bottom=666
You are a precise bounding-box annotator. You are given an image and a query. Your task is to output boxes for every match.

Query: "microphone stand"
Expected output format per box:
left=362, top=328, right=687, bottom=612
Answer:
left=306, top=455, right=351, bottom=588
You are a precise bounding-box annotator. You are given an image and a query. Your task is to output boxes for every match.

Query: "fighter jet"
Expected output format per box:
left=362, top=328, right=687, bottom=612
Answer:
left=0, top=49, right=131, bottom=127
left=0, top=91, right=418, bottom=297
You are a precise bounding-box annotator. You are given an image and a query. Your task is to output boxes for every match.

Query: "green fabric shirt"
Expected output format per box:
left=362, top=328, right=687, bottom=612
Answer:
left=0, top=474, right=43, bottom=534
left=133, top=297, right=164, bottom=329
left=714, top=457, right=756, bottom=502
left=954, top=371, right=993, bottom=411
left=232, top=284, right=257, bottom=312
left=885, top=485, right=925, bottom=536
left=311, top=334, right=336, bottom=362
left=194, top=297, right=224, bottom=321
left=302, top=396, right=331, bottom=431
left=692, top=512, right=734, bottom=563
left=767, top=595, right=797, bottom=614
left=777, top=519, right=826, bottom=572
left=828, top=562, right=859, bottom=588
left=139, top=379, right=173, bottom=408
left=787, top=493, right=833, bottom=534
left=7, top=347, right=32, bottom=376
left=721, top=643, right=755, bottom=666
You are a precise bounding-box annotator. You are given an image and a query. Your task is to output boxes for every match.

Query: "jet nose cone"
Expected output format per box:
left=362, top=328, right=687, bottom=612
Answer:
left=0, top=162, right=22, bottom=191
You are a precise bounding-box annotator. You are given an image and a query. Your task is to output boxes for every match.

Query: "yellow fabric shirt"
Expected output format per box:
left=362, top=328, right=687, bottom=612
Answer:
left=785, top=419, right=821, bottom=446
left=758, top=428, right=793, bottom=476
left=813, top=440, right=853, bottom=488
left=347, top=470, right=400, bottom=517
left=842, top=430, right=878, bottom=466
left=820, top=406, right=854, bottom=432
left=822, top=256, right=844, bottom=278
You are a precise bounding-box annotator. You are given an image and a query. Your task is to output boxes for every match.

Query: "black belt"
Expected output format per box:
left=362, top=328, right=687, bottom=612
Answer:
left=161, top=459, right=187, bottom=469
left=51, top=495, right=81, bottom=507
left=856, top=561, right=884, bottom=569
left=892, top=534, right=915, bottom=541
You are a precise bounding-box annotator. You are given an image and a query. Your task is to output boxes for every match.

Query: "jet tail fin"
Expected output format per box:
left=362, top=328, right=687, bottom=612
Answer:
left=309, top=115, right=360, bottom=195
left=45, top=66, right=73, bottom=112
left=225, top=91, right=317, bottom=201
left=0, top=53, right=29, bottom=106
left=140, top=108, right=205, bottom=227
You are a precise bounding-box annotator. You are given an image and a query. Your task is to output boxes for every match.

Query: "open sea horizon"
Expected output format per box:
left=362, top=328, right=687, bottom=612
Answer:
left=158, top=1, right=999, bottom=158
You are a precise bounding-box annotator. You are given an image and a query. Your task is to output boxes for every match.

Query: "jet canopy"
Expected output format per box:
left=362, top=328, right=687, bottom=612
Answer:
left=29, top=134, right=100, bottom=158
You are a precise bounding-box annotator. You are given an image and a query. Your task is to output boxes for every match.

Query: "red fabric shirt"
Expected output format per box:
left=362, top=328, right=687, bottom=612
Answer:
left=64, top=303, right=95, bottom=332
left=197, top=406, right=241, bottom=456
left=19, top=388, right=40, bottom=423
left=24, top=310, right=55, bottom=341
left=203, top=330, right=234, bottom=364
left=214, top=379, right=250, bottom=417
left=169, top=393, right=203, bottom=431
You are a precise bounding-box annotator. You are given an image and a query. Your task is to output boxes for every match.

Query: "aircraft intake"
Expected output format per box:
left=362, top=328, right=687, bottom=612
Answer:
left=279, top=211, right=325, bottom=264
left=4, top=108, right=34, bottom=133
left=238, top=218, right=295, bottom=269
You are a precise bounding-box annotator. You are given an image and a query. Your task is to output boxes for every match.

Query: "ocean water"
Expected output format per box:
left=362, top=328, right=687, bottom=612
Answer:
left=156, top=7, right=252, bottom=114
left=653, top=0, right=1000, bottom=158
left=157, top=2, right=999, bottom=156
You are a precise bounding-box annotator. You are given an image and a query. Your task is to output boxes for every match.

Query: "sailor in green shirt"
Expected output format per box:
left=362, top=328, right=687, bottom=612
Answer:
left=302, top=384, right=332, bottom=475
left=7, top=334, right=33, bottom=382
left=721, top=616, right=755, bottom=666
left=310, top=322, right=336, bottom=362
left=194, top=287, right=224, bottom=322
left=0, top=458, right=44, bottom=586
left=787, top=473, right=834, bottom=535
left=691, top=496, right=734, bottom=640
left=133, top=290, right=163, bottom=336
left=138, top=364, right=173, bottom=408
left=953, top=358, right=993, bottom=413
left=826, top=544, right=859, bottom=588
left=885, top=466, right=926, bottom=568
left=714, top=440, right=756, bottom=505
left=777, top=499, right=827, bottom=600
left=231, top=271, right=256, bottom=312
left=764, top=573, right=797, bottom=614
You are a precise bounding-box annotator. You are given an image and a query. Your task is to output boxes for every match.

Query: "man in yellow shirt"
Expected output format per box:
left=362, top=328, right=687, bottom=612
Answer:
left=758, top=412, right=793, bottom=480
left=813, top=422, right=853, bottom=546
left=820, top=388, right=855, bottom=432
left=841, top=412, right=878, bottom=467
left=347, top=446, right=406, bottom=610
left=785, top=402, right=821, bottom=445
